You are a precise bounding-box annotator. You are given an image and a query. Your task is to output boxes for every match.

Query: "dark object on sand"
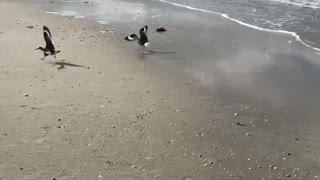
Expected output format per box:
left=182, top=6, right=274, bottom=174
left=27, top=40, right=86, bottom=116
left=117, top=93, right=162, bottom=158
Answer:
left=236, top=122, right=246, bottom=127
left=35, top=26, right=61, bottom=60
left=26, top=26, right=34, bottom=29
left=124, top=25, right=150, bottom=47
left=156, top=27, right=167, bottom=33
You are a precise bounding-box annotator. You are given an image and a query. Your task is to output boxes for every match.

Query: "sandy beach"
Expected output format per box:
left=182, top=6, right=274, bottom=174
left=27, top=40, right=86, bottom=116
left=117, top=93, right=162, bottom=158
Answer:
left=0, top=0, right=320, bottom=179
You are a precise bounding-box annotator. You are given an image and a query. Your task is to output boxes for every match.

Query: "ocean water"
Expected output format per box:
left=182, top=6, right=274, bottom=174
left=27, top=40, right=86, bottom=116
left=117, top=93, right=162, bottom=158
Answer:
left=35, top=0, right=320, bottom=51
left=159, top=0, right=320, bottom=51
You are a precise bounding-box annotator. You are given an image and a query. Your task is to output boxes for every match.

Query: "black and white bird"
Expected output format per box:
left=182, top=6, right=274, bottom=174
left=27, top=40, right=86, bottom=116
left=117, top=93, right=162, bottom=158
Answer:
left=35, top=26, right=60, bottom=59
left=124, top=25, right=150, bottom=47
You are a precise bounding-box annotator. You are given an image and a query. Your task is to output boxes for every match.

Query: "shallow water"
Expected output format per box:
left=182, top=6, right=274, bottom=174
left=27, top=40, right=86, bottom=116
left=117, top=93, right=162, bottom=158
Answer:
left=159, top=0, right=320, bottom=51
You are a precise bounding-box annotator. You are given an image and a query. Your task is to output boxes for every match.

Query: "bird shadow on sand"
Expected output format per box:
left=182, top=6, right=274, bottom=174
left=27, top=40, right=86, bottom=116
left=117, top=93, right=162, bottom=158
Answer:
left=142, top=50, right=176, bottom=56
left=50, top=60, right=86, bottom=70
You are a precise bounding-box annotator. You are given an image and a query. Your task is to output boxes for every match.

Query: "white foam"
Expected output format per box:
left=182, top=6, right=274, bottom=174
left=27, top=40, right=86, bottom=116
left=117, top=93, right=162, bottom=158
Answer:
left=60, top=0, right=76, bottom=3
left=96, top=20, right=108, bottom=25
left=220, top=14, right=320, bottom=52
left=46, top=11, right=86, bottom=20
left=157, top=0, right=320, bottom=52
left=75, top=16, right=85, bottom=19
left=269, top=0, right=320, bottom=9
left=46, top=11, right=60, bottom=15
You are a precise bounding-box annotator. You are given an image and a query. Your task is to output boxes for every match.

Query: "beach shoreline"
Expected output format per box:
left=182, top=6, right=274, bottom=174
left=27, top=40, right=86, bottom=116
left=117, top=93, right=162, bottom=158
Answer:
left=0, top=0, right=319, bottom=179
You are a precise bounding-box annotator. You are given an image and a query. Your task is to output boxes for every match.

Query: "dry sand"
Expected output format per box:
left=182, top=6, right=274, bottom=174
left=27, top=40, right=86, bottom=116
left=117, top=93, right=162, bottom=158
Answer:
left=0, top=1, right=319, bottom=180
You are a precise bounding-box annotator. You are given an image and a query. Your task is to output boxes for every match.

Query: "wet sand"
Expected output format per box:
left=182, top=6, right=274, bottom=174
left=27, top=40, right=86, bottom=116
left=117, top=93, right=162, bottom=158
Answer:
left=0, top=0, right=320, bottom=179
